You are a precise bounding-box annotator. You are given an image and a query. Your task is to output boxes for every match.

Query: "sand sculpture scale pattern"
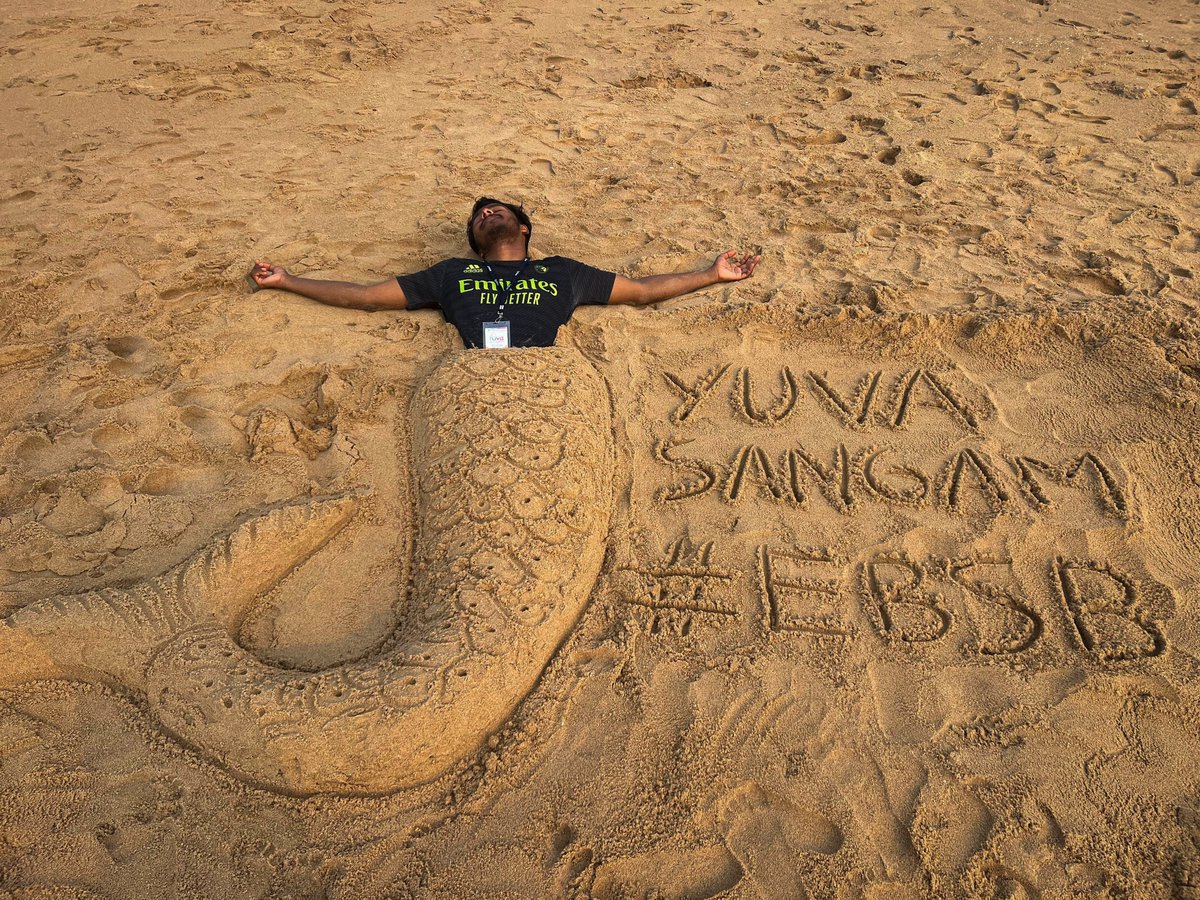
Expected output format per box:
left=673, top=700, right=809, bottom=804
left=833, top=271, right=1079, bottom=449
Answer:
left=0, top=348, right=612, bottom=795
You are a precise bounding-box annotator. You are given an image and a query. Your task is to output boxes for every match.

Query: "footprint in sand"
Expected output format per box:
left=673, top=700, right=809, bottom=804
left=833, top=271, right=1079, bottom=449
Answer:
left=0, top=348, right=613, bottom=794
left=713, top=781, right=843, bottom=898
left=590, top=844, right=743, bottom=900
left=541, top=819, right=743, bottom=899
left=544, top=823, right=597, bottom=894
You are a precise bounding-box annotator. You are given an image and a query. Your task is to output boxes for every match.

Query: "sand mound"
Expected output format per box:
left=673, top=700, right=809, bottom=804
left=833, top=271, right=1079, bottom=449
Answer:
left=2, top=0, right=1198, bottom=896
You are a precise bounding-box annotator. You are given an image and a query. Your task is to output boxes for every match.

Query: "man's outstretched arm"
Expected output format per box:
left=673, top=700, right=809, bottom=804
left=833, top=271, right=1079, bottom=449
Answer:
left=250, top=261, right=408, bottom=311
left=608, top=250, right=762, bottom=306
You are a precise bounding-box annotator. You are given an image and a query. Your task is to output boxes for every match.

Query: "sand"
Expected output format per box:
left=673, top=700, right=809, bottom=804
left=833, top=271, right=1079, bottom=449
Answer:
left=1, top=0, right=1199, bottom=896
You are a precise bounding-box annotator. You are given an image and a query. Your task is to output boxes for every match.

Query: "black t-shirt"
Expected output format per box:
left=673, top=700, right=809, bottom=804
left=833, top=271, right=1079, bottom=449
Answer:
left=396, top=257, right=616, bottom=348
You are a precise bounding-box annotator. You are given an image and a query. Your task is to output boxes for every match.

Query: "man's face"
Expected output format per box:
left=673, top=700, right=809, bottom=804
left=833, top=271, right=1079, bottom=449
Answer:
left=471, top=203, right=525, bottom=250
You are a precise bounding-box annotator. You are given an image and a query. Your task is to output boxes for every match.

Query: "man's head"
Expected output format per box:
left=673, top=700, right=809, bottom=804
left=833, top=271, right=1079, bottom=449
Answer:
left=467, top=197, right=532, bottom=258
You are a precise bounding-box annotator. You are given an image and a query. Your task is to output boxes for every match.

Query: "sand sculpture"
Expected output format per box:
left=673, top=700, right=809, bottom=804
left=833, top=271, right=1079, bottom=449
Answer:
left=0, top=348, right=612, bottom=794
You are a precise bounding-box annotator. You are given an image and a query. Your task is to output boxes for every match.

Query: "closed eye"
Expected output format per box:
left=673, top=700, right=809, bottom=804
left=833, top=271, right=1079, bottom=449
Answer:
left=475, top=205, right=506, bottom=224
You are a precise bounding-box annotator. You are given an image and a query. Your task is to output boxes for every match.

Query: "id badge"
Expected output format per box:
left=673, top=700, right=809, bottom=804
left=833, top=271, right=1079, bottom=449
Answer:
left=482, top=321, right=511, bottom=350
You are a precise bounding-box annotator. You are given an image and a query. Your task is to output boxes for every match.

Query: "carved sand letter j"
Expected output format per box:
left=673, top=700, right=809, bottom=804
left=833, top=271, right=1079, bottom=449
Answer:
left=0, top=348, right=613, bottom=795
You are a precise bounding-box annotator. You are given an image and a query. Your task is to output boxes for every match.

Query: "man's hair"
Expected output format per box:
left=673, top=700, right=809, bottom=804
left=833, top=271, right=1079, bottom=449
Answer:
left=467, top=197, right=533, bottom=255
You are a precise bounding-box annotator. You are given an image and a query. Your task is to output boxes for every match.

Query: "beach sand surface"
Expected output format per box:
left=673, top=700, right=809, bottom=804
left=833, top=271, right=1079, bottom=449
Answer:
left=1, top=0, right=1199, bottom=896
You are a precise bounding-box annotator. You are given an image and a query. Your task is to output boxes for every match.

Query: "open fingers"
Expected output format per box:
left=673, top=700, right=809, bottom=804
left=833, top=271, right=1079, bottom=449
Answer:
left=715, top=249, right=762, bottom=280
left=728, top=252, right=761, bottom=279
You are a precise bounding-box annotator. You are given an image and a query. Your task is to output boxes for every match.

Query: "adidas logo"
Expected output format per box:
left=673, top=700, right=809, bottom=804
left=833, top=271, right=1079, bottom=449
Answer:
left=463, top=263, right=484, bottom=274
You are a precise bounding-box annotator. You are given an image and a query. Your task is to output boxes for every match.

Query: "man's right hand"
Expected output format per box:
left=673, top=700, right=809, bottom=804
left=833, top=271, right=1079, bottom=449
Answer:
left=252, top=260, right=289, bottom=289
left=248, top=260, right=409, bottom=311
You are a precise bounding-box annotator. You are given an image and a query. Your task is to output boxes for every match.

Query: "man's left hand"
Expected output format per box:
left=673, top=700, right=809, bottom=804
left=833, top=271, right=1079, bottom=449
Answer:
left=711, top=250, right=762, bottom=282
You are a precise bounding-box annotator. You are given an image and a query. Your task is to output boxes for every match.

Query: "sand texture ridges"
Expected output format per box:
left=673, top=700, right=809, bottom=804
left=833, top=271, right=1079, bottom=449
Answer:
left=1, top=0, right=1199, bottom=896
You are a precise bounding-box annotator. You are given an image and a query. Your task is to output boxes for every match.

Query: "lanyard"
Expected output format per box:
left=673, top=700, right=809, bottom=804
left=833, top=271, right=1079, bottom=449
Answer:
left=481, top=258, right=529, bottom=323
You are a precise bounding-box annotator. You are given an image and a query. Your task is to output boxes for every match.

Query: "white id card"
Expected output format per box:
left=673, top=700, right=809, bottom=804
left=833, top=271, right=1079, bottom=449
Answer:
left=482, top=321, right=511, bottom=349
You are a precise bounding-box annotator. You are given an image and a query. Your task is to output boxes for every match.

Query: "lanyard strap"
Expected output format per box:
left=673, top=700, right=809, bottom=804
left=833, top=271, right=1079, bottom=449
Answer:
left=481, top=258, right=529, bottom=322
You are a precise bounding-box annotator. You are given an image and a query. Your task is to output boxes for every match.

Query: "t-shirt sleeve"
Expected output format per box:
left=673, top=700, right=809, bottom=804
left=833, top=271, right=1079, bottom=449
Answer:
left=396, top=260, right=451, bottom=310
left=565, top=258, right=617, bottom=307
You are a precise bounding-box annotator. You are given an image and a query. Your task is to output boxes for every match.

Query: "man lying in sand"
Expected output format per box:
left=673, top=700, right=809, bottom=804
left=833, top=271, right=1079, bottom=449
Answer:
left=250, top=197, right=762, bottom=349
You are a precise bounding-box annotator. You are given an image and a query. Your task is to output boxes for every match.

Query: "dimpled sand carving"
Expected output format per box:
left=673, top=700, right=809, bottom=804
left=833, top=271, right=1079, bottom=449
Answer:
left=0, top=348, right=612, bottom=794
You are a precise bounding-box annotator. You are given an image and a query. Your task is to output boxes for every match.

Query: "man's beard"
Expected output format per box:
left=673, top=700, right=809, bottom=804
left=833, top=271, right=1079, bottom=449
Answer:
left=476, top=217, right=522, bottom=256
